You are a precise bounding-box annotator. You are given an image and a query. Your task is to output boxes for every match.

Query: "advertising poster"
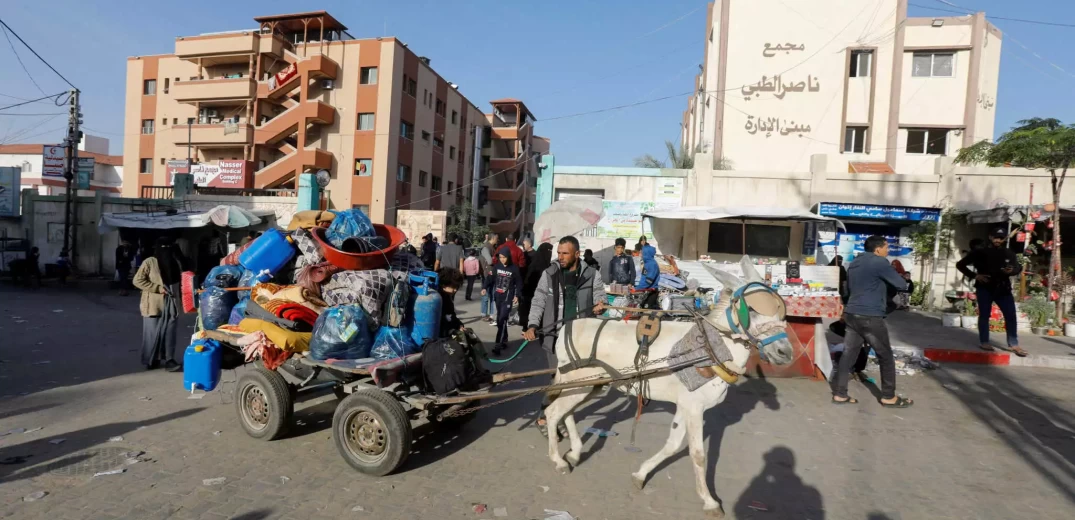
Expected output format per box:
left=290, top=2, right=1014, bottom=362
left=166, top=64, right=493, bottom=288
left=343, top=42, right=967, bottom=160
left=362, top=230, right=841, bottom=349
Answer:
left=0, top=167, right=20, bottom=217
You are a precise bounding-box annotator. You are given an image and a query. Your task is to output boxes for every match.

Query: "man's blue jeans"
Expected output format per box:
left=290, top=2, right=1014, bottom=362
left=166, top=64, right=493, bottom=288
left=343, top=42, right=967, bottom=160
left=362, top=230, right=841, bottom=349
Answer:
left=976, top=285, right=1019, bottom=346
left=481, top=292, right=491, bottom=317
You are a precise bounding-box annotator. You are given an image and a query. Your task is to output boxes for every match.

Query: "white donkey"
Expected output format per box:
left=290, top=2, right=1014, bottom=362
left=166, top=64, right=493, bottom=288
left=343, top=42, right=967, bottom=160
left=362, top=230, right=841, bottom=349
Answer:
left=543, top=256, right=796, bottom=517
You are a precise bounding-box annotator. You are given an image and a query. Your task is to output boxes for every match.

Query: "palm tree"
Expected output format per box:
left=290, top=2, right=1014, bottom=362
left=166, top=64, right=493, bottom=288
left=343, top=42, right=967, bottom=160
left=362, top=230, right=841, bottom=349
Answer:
left=633, top=140, right=694, bottom=169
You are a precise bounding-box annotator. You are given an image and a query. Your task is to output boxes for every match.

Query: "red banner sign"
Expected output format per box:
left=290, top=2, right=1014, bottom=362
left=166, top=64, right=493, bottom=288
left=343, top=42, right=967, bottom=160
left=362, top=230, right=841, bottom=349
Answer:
left=275, top=63, right=297, bottom=87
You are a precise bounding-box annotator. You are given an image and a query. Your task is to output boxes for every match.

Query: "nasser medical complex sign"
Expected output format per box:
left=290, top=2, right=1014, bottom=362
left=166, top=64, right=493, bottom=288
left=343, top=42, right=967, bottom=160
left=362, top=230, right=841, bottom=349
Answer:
left=168, top=160, right=253, bottom=188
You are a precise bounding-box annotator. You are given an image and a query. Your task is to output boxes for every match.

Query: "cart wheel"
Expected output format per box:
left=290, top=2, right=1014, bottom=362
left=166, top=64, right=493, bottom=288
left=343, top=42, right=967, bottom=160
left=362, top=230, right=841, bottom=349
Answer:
left=333, top=389, right=412, bottom=476
left=438, top=400, right=481, bottom=429
left=235, top=367, right=293, bottom=440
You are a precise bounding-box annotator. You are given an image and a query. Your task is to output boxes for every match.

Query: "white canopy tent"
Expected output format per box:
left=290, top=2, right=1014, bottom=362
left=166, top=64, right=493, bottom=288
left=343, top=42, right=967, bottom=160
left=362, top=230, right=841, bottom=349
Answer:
left=641, top=206, right=843, bottom=258
left=97, top=205, right=273, bottom=233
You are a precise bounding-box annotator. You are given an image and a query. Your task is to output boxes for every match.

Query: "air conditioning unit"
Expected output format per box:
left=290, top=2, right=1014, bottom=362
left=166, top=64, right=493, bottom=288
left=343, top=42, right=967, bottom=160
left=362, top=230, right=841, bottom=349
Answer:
left=322, top=79, right=335, bottom=90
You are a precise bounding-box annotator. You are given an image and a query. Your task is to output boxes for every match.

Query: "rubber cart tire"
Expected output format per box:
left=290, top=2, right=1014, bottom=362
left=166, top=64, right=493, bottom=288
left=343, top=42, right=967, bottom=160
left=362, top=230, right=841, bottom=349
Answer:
left=235, top=367, right=293, bottom=440
left=333, top=388, right=412, bottom=476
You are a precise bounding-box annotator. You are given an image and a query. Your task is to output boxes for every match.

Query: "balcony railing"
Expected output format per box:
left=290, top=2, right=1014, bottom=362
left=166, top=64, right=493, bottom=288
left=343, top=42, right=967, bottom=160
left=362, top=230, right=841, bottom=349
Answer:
left=173, top=77, right=256, bottom=103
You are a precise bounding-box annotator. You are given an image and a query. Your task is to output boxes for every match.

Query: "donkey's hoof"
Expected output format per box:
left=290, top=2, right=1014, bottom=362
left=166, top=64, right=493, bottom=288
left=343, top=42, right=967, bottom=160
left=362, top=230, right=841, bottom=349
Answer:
left=556, top=463, right=571, bottom=475
left=704, top=505, right=725, bottom=518
left=565, top=452, right=580, bottom=466
left=631, top=474, right=646, bottom=490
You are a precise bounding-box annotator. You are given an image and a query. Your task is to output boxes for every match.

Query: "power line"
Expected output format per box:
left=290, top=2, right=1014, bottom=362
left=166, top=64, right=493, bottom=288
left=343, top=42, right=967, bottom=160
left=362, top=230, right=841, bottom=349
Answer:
left=0, top=18, right=77, bottom=90
left=0, top=112, right=64, bottom=116
left=0, top=93, right=65, bottom=112
left=1, top=25, right=45, bottom=95
left=909, top=2, right=1075, bottom=29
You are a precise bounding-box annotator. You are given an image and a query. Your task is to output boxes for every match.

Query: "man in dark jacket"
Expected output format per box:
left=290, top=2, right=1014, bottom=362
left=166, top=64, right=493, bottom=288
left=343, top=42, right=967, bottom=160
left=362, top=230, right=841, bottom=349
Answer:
left=523, top=236, right=606, bottom=437
left=606, top=237, right=636, bottom=286
left=483, top=246, right=523, bottom=354
left=831, top=236, right=913, bottom=408
left=956, top=228, right=1025, bottom=356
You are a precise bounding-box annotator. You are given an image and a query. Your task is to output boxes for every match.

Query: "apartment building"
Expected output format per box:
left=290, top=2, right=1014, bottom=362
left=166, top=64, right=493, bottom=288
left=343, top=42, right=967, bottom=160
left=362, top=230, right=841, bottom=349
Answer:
left=122, top=11, right=545, bottom=234
left=0, top=136, right=123, bottom=195
left=681, top=0, right=1001, bottom=175
left=481, top=98, right=547, bottom=237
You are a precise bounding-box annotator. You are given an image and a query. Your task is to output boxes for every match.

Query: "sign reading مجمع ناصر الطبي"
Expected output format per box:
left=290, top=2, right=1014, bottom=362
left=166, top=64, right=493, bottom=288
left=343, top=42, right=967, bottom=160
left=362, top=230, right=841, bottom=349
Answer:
left=42, top=145, right=65, bottom=178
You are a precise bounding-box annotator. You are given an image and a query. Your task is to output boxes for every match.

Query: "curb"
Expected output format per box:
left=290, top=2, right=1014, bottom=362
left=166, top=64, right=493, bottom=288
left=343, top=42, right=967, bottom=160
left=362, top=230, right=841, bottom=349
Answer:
left=892, top=345, right=1075, bottom=370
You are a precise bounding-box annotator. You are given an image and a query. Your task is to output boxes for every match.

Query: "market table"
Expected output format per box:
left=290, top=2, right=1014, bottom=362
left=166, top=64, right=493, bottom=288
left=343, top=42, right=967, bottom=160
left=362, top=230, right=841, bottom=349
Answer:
left=747, top=293, right=842, bottom=379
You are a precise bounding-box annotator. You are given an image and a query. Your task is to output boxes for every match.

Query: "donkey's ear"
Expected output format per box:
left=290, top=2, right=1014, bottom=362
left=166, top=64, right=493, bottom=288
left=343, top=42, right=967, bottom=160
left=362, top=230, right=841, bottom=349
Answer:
left=739, top=255, right=765, bottom=284
left=703, top=263, right=744, bottom=293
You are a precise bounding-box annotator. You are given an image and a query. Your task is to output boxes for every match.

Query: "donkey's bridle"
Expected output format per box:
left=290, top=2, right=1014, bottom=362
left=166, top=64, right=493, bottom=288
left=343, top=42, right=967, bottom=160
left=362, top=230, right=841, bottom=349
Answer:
left=724, top=282, right=789, bottom=359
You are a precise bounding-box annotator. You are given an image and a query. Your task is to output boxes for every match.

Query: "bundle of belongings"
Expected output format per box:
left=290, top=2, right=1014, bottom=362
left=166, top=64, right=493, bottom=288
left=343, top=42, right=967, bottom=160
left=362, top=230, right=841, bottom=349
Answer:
left=189, top=208, right=482, bottom=393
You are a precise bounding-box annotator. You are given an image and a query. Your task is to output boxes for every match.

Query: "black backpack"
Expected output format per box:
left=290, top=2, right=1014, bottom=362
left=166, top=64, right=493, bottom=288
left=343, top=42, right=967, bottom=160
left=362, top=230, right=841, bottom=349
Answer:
left=423, top=338, right=471, bottom=395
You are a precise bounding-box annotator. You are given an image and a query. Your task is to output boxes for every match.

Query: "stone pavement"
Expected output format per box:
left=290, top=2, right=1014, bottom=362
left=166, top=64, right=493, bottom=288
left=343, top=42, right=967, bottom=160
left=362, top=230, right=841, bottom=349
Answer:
left=1, top=284, right=1074, bottom=519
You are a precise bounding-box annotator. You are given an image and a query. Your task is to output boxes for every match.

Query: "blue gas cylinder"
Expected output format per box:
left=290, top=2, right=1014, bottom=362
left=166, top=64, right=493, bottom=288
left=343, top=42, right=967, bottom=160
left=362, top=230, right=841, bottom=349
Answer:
left=183, top=339, right=222, bottom=391
left=408, top=271, right=441, bottom=346
left=239, top=228, right=296, bottom=282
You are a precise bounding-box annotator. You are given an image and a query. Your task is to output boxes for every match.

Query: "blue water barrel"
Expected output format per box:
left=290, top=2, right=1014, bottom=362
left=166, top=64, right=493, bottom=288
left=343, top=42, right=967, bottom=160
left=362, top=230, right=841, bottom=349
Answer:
left=183, top=339, right=222, bottom=391
left=408, top=271, right=441, bottom=346
left=239, top=228, right=297, bottom=281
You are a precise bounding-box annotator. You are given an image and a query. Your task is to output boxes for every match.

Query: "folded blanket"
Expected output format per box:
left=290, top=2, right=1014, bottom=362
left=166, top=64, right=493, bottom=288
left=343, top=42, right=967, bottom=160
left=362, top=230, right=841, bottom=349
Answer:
left=244, top=300, right=308, bottom=332
left=237, top=318, right=312, bottom=354
left=262, top=300, right=320, bottom=328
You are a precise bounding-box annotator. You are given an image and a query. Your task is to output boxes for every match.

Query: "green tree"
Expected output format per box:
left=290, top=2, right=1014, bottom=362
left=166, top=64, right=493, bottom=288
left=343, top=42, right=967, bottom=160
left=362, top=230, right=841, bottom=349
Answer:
left=446, top=204, right=490, bottom=248
left=633, top=140, right=694, bottom=169
left=955, top=117, right=1075, bottom=322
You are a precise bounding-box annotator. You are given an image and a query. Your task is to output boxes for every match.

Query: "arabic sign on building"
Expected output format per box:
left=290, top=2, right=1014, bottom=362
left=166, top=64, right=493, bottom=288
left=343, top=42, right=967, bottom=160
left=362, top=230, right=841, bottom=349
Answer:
left=42, top=145, right=65, bottom=178
left=0, top=167, right=20, bottom=217
left=817, top=203, right=940, bottom=222
left=594, top=201, right=677, bottom=240
left=654, top=178, right=684, bottom=204
left=76, top=157, right=94, bottom=190
left=170, top=160, right=252, bottom=188
left=167, top=159, right=191, bottom=176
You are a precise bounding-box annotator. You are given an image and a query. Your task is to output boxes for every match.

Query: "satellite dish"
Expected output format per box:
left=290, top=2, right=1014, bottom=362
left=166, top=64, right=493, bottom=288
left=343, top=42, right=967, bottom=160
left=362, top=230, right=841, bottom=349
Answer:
left=315, top=170, right=331, bottom=189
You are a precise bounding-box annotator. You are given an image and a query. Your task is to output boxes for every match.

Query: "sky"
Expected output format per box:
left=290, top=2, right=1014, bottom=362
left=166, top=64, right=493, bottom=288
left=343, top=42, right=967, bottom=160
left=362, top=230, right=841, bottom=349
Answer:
left=1, top=0, right=1074, bottom=167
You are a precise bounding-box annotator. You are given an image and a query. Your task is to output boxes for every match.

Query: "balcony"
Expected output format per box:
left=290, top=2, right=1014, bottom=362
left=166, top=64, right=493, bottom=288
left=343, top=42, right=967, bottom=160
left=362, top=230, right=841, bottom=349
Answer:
left=173, top=77, right=256, bottom=104
left=173, top=123, right=253, bottom=147
left=176, top=31, right=261, bottom=61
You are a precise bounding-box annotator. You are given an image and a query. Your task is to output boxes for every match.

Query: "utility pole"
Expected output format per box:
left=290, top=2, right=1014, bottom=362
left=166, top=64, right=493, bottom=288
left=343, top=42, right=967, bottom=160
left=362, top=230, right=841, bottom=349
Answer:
left=61, top=89, right=81, bottom=264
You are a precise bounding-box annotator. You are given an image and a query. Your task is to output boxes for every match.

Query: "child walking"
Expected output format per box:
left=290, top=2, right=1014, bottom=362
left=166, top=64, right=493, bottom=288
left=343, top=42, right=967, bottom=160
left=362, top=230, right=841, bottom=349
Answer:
left=482, top=246, right=522, bottom=354
left=463, top=249, right=481, bottom=301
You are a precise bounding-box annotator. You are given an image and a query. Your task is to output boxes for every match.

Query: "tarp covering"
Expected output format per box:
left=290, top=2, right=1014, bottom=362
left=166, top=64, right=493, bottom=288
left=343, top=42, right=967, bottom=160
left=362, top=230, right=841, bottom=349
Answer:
left=642, top=206, right=843, bottom=258
left=642, top=206, right=841, bottom=223
left=965, top=205, right=1075, bottom=225
left=533, top=198, right=605, bottom=245
left=98, top=205, right=270, bottom=233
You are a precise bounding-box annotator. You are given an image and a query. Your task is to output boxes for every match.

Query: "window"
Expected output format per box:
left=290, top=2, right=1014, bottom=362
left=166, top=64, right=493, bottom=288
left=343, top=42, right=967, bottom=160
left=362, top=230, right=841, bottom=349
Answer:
left=163, top=78, right=170, bottom=94
left=906, top=128, right=949, bottom=155
left=357, top=113, right=375, bottom=131
left=139, top=158, right=152, bottom=173
left=400, top=120, right=414, bottom=140
left=407, top=78, right=417, bottom=96
left=161, top=118, right=167, bottom=126
left=911, top=52, right=955, bottom=77
left=707, top=222, right=790, bottom=257
left=421, top=130, right=431, bottom=144
left=397, top=164, right=411, bottom=182
left=355, top=158, right=372, bottom=176
left=844, top=126, right=867, bottom=153
left=160, top=158, right=165, bottom=165
left=141, top=119, right=154, bottom=135
left=418, top=170, right=428, bottom=187
left=435, top=99, right=444, bottom=116
left=187, top=117, right=195, bottom=125
left=447, top=181, right=454, bottom=195
left=451, top=110, right=458, bottom=125
left=433, top=136, right=443, bottom=149
left=449, top=146, right=456, bottom=160
left=360, top=67, right=378, bottom=85
left=143, top=79, right=156, bottom=95
left=173, top=118, right=178, bottom=125
left=850, top=50, right=873, bottom=78
left=431, top=175, right=442, bottom=191
left=353, top=204, right=370, bottom=216
left=423, top=89, right=429, bottom=106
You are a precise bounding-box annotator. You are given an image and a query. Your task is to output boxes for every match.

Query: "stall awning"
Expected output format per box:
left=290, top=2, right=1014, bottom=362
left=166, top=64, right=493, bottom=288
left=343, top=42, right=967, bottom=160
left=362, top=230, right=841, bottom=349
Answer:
left=965, top=205, right=1075, bottom=225
left=643, top=206, right=842, bottom=223
left=97, top=205, right=271, bottom=234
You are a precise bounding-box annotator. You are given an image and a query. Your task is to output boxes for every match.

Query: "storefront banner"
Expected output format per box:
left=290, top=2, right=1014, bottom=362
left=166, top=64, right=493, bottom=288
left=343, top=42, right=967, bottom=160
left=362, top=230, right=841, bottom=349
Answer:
left=818, top=203, right=939, bottom=222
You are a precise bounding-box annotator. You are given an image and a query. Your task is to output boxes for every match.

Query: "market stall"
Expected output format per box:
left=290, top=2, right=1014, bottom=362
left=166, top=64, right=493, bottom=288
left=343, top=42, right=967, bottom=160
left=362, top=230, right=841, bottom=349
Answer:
left=643, top=206, right=845, bottom=379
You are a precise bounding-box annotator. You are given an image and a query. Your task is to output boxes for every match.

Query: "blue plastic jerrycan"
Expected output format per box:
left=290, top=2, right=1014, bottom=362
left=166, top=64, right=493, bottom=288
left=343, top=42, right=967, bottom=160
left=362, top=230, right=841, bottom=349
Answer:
left=408, top=271, right=442, bottom=346
left=183, top=339, right=222, bottom=392
left=238, top=228, right=297, bottom=282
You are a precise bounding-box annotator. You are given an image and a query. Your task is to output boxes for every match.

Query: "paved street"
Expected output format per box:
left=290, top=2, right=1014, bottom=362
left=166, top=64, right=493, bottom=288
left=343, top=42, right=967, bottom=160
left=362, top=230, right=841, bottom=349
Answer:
left=1, top=283, right=1074, bottom=520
